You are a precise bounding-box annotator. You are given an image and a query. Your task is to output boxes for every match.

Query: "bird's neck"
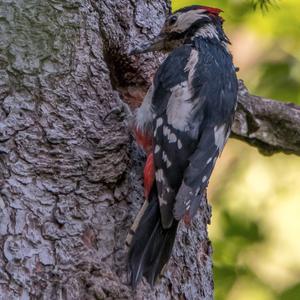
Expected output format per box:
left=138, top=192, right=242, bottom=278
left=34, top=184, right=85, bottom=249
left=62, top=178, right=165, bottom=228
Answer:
left=193, top=24, right=220, bottom=40
left=185, top=23, right=230, bottom=51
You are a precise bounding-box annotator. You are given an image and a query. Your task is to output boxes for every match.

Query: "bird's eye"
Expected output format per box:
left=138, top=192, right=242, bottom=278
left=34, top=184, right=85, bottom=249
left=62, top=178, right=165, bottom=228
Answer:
left=169, top=16, right=177, bottom=26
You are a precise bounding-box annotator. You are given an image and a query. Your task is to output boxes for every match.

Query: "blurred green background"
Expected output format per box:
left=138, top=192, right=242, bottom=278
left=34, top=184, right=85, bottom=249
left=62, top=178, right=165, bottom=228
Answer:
left=173, top=0, right=300, bottom=299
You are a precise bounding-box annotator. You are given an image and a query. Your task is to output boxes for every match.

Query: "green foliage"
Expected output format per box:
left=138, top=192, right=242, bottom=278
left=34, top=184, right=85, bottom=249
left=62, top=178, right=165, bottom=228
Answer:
left=256, top=58, right=300, bottom=103
left=279, top=284, right=300, bottom=300
left=252, top=0, right=277, bottom=10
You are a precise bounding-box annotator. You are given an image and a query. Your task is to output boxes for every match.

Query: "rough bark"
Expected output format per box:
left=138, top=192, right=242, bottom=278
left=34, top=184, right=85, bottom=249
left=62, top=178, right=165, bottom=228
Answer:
left=0, top=1, right=212, bottom=300
left=0, top=1, right=299, bottom=300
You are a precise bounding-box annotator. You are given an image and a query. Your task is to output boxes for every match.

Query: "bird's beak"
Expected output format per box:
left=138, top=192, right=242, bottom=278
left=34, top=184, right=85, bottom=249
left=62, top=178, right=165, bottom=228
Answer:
left=129, top=34, right=166, bottom=55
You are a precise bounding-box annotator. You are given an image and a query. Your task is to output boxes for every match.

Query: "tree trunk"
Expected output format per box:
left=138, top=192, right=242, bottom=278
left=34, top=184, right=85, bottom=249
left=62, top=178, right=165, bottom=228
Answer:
left=0, top=1, right=213, bottom=299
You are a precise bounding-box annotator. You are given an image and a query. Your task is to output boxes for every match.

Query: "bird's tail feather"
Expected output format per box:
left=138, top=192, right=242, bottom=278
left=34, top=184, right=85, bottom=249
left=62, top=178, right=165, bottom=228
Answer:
left=127, top=185, right=178, bottom=288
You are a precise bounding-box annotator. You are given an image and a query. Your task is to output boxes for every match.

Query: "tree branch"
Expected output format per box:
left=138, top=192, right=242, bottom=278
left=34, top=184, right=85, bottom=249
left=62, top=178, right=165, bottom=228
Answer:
left=232, top=81, right=300, bottom=156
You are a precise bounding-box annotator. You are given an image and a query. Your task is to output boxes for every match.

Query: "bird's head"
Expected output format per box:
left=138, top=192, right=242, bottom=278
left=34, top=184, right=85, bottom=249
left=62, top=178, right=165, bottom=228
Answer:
left=131, top=5, right=228, bottom=54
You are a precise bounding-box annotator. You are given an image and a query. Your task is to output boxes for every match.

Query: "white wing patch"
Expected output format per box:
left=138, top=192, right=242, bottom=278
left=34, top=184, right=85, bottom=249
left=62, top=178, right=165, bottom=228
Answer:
left=206, top=157, right=212, bottom=165
left=184, top=49, right=199, bottom=83
left=214, top=124, right=227, bottom=151
left=163, top=125, right=171, bottom=137
left=162, top=151, right=172, bottom=168
left=168, top=133, right=177, bottom=143
left=154, top=117, right=163, bottom=135
left=156, top=117, right=163, bottom=127
left=166, top=81, right=193, bottom=131
left=166, top=49, right=199, bottom=131
left=155, top=169, right=164, bottom=183
left=177, top=139, right=182, bottom=149
left=167, top=49, right=199, bottom=131
left=154, top=145, right=160, bottom=154
left=162, top=125, right=178, bottom=143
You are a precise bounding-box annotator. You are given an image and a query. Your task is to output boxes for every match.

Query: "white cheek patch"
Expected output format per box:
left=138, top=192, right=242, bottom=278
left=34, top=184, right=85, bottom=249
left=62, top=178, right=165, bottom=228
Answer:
left=172, top=10, right=206, bottom=33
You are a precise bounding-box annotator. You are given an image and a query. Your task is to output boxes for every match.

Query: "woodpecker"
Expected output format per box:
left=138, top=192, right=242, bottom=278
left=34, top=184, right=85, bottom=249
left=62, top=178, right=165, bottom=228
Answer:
left=127, top=5, right=238, bottom=287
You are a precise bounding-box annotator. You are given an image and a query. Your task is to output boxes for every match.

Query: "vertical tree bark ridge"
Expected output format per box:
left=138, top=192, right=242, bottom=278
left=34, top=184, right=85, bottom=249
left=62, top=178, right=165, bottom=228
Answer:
left=0, top=1, right=213, bottom=299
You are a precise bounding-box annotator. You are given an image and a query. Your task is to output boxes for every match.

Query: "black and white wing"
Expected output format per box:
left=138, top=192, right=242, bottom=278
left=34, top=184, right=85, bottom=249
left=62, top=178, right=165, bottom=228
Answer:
left=151, top=41, right=238, bottom=227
